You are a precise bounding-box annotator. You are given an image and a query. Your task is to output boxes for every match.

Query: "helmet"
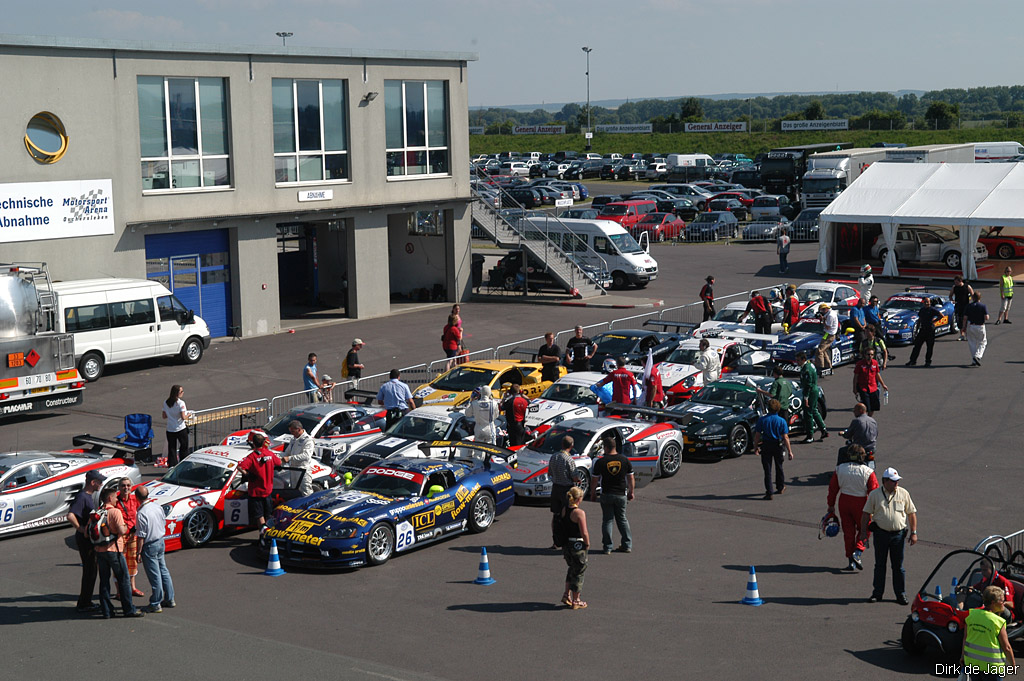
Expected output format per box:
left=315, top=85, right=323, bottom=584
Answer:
left=246, top=429, right=269, bottom=448
left=602, top=357, right=617, bottom=374
left=861, top=264, right=872, bottom=273
left=819, top=513, right=840, bottom=539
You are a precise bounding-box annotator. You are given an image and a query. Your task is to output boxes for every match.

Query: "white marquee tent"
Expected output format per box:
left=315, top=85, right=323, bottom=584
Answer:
left=816, top=162, right=1024, bottom=280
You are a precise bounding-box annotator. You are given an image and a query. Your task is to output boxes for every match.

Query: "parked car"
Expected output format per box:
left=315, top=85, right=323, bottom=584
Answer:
left=750, top=194, right=796, bottom=220
left=644, top=163, right=670, bottom=181
left=976, top=226, right=1024, bottom=259
left=708, top=191, right=755, bottom=208
left=505, top=187, right=543, bottom=209
left=790, top=208, right=823, bottom=242
left=533, top=186, right=570, bottom=205
left=742, top=216, right=791, bottom=241
left=499, top=161, right=530, bottom=177
left=684, top=211, right=739, bottom=241
left=547, top=162, right=572, bottom=179
left=633, top=212, right=686, bottom=242
left=562, top=207, right=600, bottom=220
left=708, top=198, right=748, bottom=221
left=870, top=226, right=989, bottom=270
left=649, top=197, right=699, bottom=221
left=598, top=200, right=658, bottom=232
left=590, top=195, right=623, bottom=210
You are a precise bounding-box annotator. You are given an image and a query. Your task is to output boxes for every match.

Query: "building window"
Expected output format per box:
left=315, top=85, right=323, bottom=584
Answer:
left=138, top=77, right=231, bottom=191
left=385, top=80, right=449, bottom=178
left=408, top=210, right=445, bottom=236
left=273, top=79, right=349, bottom=184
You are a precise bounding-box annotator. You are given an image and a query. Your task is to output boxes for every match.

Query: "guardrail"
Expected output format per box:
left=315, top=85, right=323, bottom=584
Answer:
left=974, top=531, right=1024, bottom=561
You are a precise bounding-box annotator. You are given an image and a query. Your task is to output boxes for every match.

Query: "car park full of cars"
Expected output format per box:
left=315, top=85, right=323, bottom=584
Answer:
left=685, top=212, right=739, bottom=240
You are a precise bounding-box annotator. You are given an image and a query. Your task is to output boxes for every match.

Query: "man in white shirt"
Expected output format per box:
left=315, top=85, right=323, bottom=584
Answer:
left=282, top=420, right=315, bottom=497
left=134, top=486, right=175, bottom=613
left=694, top=339, right=721, bottom=385
left=817, top=304, right=840, bottom=373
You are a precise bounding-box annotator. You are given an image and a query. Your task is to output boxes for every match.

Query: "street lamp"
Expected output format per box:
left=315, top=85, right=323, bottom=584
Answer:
left=746, top=98, right=751, bottom=134
left=276, top=31, right=294, bottom=46
left=582, top=47, right=593, bottom=150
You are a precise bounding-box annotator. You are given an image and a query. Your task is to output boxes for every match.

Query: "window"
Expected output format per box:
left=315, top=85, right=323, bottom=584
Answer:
left=110, top=299, right=156, bottom=328
left=157, top=295, right=190, bottom=323
left=138, top=77, right=231, bottom=191
left=408, top=210, right=445, bottom=236
left=273, top=79, right=349, bottom=184
left=385, top=80, right=449, bottom=177
left=66, top=304, right=110, bottom=332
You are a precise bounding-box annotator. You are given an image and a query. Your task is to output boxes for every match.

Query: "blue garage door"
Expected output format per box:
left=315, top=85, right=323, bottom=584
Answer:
left=145, top=229, right=232, bottom=338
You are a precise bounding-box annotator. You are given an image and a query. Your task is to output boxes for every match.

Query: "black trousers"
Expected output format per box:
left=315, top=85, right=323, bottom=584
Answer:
left=165, top=429, right=189, bottom=467
left=908, top=332, right=935, bottom=364
left=760, top=445, right=785, bottom=494
left=507, top=420, right=527, bottom=447
left=754, top=314, right=771, bottom=335
left=74, top=532, right=97, bottom=608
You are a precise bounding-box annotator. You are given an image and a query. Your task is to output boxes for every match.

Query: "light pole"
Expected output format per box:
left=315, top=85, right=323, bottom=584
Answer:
left=276, top=31, right=293, bottom=46
left=746, top=98, right=751, bottom=134
left=582, top=46, right=592, bottom=150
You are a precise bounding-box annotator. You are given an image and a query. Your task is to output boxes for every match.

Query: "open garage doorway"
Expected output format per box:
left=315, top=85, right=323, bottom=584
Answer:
left=387, top=210, right=450, bottom=305
left=278, top=219, right=351, bottom=320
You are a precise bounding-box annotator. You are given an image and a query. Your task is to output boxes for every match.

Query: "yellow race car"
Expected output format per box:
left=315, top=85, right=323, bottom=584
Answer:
left=412, top=359, right=566, bottom=407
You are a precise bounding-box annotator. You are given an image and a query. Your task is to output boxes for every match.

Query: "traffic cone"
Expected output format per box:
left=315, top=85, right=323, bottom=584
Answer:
left=740, top=565, right=763, bottom=606
left=473, top=547, right=496, bottom=585
left=264, top=539, right=286, bottom=577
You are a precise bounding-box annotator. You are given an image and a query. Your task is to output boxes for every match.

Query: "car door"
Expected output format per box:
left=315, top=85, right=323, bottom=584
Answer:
left=107, top=295, right=159, bottom=362
left=896, top=229, right=917, bottom=261
left=917, top=230, right=943, bottom=262
left=614, top=425, right=657, bottom=489
left=2, top=463, right=55, bottom=525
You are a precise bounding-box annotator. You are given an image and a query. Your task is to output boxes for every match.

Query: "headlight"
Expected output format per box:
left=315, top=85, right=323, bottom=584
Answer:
left=682, top=375, right=696, bottom=388
left=696, top=424, right=725, bottom=436
left=947, top=621, right=958, bottom=633
left=324, top=527, right=359, bottom=540
left=161, top=503, right=173, bottom=516
left=633, top=265, right=645, bottom=273
left=532, top=473, right=551, bottom=484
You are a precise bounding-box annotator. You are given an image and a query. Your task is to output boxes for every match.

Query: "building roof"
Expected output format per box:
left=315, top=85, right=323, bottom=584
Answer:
left=0, top=33, right=477, bottom=63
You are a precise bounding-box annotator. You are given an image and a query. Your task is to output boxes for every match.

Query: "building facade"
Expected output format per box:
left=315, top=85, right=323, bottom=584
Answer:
left=0, top=35, right=477, bottom=338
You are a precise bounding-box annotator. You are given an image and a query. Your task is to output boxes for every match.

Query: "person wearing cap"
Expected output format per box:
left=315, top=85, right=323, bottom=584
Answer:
left=700, top=276, right=715, bottom=322
left=376, top=369, right=416, bottom=429
left=860, top=467, right=918, bottom=604
left=67, top=470, right=105, bottom=613
left=345, top=339, right=365, bottom=388
left=858, top=264, right=874, bottom=302
left=281, top=420, right=315, bottom=497
left=237, top=432, right=283, bottom=535
left=816, top=303, right=839, bottom=374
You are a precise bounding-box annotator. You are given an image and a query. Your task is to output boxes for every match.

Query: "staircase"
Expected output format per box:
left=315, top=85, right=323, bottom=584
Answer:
left=471, top=188, right=609, bottom=298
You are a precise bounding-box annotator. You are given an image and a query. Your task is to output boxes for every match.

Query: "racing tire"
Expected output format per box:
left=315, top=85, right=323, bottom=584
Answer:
left=571, top=467, right=591, bottom=497
left=944, top=251, right=961, bottom=269
left=658, top=443, right=682, bottom=478
left=611, top=271, right=629, bottom=290
left=727, top=424, right=750, bottom=458
left=180, top=336, right=204, bottom=364
left=467, top=491, right=496, bottom=534
left=901, top=618, right=926, bottom=655
left=79, top=351, right=105, bottom=382
left=997, top=243, right=1015, bottom=259
left=366, top=523, right=395, bottom=566
left=181, top=509, right=216, bottom=548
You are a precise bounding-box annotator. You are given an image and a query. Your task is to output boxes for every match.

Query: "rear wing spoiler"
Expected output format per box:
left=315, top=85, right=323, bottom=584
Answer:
left=715, top=330, right=779, bottom=346
left=344, top=388, right=379, bottom=405
left=70, top=435, right=150, bottom=460
left=418, top=440, right=518, bottom=470
left=602, top=403, right=689, bottom=424
left=904, top=286, right=950, bottom=295
left=643, top=319, right=697, bottom=332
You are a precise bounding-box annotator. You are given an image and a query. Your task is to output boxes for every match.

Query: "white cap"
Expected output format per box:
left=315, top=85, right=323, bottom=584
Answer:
left=882, top=467, right=902, bottom=481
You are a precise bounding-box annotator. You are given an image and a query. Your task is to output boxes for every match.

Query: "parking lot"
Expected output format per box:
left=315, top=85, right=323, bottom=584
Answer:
left=3, top=229, right=1022, bottom=680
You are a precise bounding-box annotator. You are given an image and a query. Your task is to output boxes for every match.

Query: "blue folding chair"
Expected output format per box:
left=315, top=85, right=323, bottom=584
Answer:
left=117, top=413, right=155, bottom=463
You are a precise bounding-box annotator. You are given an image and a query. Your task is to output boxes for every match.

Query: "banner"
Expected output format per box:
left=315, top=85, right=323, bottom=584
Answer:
left=595, top=124, right=652, bottom=134
left=468, top=126, right=485, bottom=135
left=512, top=125, right=565, bottom=135
left=0, top=179, right=114, bottom=243
left=684, top=121, right=747, bottom=133
left=781, top=119, right=849, bottom=131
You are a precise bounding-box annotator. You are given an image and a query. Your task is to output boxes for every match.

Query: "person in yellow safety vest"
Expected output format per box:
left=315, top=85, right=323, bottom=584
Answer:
left=961, top=585, right=1016, bottom=680
left=995, top=266, right=1013, bottom=325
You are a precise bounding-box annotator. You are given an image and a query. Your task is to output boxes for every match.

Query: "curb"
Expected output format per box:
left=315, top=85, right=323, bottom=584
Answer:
left=559, top=299, right=664, bottom=309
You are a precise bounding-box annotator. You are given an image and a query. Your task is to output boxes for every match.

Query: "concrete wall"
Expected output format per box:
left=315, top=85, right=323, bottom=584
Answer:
left=347, top=212, right=390, bottom=319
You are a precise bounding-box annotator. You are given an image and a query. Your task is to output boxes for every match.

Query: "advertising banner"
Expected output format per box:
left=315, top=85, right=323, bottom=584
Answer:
left=595, top=124, right=653, bottom=134
left=0, top=179, right=115, bottom=243
left=468, top=126, right=485, bottom=135
left=781, top=120, right=849, bottom=131
left=684, top=122, right=747, bottom=133
left=512, top=125, right=566, bottom=135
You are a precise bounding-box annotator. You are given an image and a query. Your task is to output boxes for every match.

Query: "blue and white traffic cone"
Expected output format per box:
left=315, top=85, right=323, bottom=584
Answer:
left=740, top=565, right=763, bottom=606
left=264, top=539, right=286, bottom=577
left=473, top=547, right=496, bottom=585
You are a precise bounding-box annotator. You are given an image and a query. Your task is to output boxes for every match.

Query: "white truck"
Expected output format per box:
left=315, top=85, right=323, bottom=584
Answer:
left=801, top=148, right=889, bottom=209
left=974, top=141, right=1024, bottom=162
left=0, top=263, right=84, bottom=419
left=881, top=143, right=976, bottom=164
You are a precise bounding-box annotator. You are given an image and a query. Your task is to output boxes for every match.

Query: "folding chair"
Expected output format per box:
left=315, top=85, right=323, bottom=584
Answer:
left=117, top=413, right=155, bottom=463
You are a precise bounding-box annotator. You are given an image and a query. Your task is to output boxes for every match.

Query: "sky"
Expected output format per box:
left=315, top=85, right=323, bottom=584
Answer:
left=5, top=0, right=1024, bottom=109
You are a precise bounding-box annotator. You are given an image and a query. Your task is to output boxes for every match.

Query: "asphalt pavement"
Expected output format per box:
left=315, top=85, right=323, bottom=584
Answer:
left=2, top=231, right=1022, bottom=681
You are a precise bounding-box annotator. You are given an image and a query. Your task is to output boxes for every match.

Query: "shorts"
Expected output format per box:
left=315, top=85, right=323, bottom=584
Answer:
left=857, top=389, right=881, bottom=413
left=248, top=496, right=273, bottom=525
left=445, top=348, right=459, bottom=358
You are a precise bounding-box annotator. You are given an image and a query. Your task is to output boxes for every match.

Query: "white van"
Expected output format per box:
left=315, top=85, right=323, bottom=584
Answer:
left=48, top=279, right=211, bottom=381
left=666, top=153, right=714, bottom=168
left=525, top=217, right=658, bottom=289
left=974, top=141, right=1024, bottom=162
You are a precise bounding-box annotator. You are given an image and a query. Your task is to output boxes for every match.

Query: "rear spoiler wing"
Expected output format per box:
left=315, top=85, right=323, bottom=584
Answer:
left=602, top=403, right=689, bottom=424
left=418, top=440, right=518, bottom=470
left=715, top=330, right=779, bottom=346
left=904, top=286, right=950, bottom=295
left=71, top=435, right=150, bottom=460
left=643, top=319, right=697, bottom=332
left=344, top=388, right=379, bottom=405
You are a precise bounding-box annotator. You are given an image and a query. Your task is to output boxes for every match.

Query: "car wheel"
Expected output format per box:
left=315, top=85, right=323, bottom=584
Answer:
left=79, top=352, right=105, bottom=382
left=503, top=275, right=518, bottom=291
left=997, top=243, right=1014, bottom=259
left=611, top=271, right=629, bottom=290
left=571, top=467, right=590, bottom=497
left=180, top=337, right=204, bottom=364
left=467, top=491, right=496, bottom=533
left=878, top=248, right=889, bottom=265
left=658, top=442, right=682, bottom=478
left=728, top=424, right=749, bottom=458
left=901, top=618, right=927, bottom=655
left=182, top=509, right=216, bottom=548
left=366, top=523, right=395, bottom=566
left=944, top=251, right=962, bottom=269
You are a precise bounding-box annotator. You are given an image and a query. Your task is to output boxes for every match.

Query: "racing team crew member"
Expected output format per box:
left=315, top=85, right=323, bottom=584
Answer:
left=756, top=365, right=793, bottom=421
left=782, top=285, right=800, bottom=333
left=537, top=332, right=562, bottom=382
left=962, top=586, right=1017, bottom=678
left=797, top=352, right=828, bottom=443
left=816, top=304, right=840, bottom=374
left=503, top=384, right=530, bottom=447
left=848, top=299, right=868, bottom=359
left=853, top=350, right=887, bottom=418
left=753, top=399, right=794, bottom=500
left=281, top=420, right=315, bottom=497
left=238, top=432, right=283, bottom=536
left=864, top=296, right=883, bottom=336
left=968, top=559, right=1017, bottom=623
left=741, top=290, right=772, bottom=335
left=860, top=467, right=917, bottom=605
left=700, top=276, right=715, bottom=321
left=842, top=402, right=878, bottom=464
left=595, top=357, right=638, bottom=406
left=377, top=369, right=416, bottom=429
left=905, top=297, right=943, bottom=367
left=564, top=326, right=597, bottom=372
left=827, top=444, right=878, bottom=571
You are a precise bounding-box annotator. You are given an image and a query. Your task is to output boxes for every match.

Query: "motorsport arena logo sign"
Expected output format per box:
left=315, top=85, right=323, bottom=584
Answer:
left=0, top=179, right=115, bottom=243
left=684, top=122, right=747, bottom=133
left=512, top=125, right=566, bottom=135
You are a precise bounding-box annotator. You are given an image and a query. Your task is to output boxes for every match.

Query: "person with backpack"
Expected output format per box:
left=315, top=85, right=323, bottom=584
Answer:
left=66, top=470, right=104, bottom=613
left=91, top=487, right=143, bottom=618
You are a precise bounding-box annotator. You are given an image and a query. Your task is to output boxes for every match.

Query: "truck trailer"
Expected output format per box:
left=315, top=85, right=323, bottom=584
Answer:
left=881, top=143, right=976, bottom=164
left=801, top=147, right=889, bottom=209
left=760, top=142, right=852, bottom=203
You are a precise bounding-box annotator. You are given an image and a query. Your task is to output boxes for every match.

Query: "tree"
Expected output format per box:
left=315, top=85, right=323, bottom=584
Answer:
left=680, top=97, right=704, bottom=122
left=924, top=100, right=958, bottom=129
left=804, top=99, right=826, bottom=120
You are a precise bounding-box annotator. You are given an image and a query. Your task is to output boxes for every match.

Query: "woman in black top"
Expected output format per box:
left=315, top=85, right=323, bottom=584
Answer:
left=558, top=487, right=590, bottom=609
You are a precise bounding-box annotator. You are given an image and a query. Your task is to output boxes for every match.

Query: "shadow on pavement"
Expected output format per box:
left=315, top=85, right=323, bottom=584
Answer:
left=447, top=601, right=565, bottom=613
left=668, top=493, right=765, bottom=502
left=786, top=471, right=832, bottom=487
left=449, top=544, right=555, bottom=557
left=0, top=592, right=82, bottom=625
left=845, top=643, right=934, bottom=675
left=723, top=563, right=848, bottom=576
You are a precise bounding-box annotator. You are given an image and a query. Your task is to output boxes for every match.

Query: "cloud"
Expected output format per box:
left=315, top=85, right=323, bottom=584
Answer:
left=89, top=9, right=187, bottom=38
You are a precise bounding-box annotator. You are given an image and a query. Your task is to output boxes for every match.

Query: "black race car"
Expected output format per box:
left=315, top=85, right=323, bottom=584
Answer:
left=588, top=330, right=681, bottom=371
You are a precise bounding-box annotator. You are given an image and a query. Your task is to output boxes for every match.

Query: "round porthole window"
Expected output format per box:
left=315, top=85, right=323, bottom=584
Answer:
left=25, top=112, right=69, bottom=164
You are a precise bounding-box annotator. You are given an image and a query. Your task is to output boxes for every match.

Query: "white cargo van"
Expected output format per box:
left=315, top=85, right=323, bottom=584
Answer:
left=666, top=153, right=714, bottom=168
left=525, top=217, right=658, bottom=289
left=48, top=279, right=211, bottom=381
left=974, top=141, right=1024, bottom=162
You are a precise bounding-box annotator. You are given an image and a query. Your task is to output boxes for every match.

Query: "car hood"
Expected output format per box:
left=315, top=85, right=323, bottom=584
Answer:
left=769, top=332, right=821, bottom=357
left=666, top=402, right=732, bottom=430
left=881, top=309, right=916, bottom=324
left=412, top=385, right=470, bottom=406
left=525, top=400, right=592, bottom=428
left=655, top=362, right=699, bottom=387
left=145, top=480, right=223, bottom=513
left=278, top=487, right=397, bottom=520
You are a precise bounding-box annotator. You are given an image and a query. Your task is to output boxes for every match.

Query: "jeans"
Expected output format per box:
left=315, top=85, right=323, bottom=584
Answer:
left=760, top=446, right=785, bottom=494
left=140, top=540, right=175, bottom=608
left=96, top=551, right=136, bottom=617
left=74, top=532, right=97, bottom=608
left=871, top=527, right=907, bottom=599
left=779, top=252, right=789, bottom=272
left=600, top=494, right=631, bottom=551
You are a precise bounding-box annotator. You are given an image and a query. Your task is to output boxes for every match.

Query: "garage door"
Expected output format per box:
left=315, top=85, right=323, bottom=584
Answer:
left=145, top=229, right=232, bottom=338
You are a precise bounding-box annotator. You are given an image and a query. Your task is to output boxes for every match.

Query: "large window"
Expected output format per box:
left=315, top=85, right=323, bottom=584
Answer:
left=273, top=79, right=349, bottom=184
left=385, top=80, right=449, bottom=178
left=138, top=77, right=231, bottom=191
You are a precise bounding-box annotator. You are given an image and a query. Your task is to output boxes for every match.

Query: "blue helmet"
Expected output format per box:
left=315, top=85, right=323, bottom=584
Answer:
left=819, top=513, right=840, bottom=539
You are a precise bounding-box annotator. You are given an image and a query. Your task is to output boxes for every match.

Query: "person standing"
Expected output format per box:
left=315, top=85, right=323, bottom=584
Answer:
left=996, top=266, right=1014, bottom=325
left=961, top=586, right=1016, bottom=678
left=594, top=357, right=638, bottom=405
left=503, top=384, right=530, bottom=447
left=93, top=487, right=143, bottom=618
left=858, top=264, right=874, bottom=302
left=860, top=467, right=918, bottom=604
left=860, top=325, right=888, bottom=371
left=468, top=385, right=499, bottom=445
left=161, top=384, right=191, bottom=468
left=67, top=470, right=103, bottom=613
left=965, top=291, right=990, bottom=366
left=782, top=284, right=800, bottom=333
left=281, top=420, right=315, bottom=497
left=693, top=339, right=721, bottom=386
left=753, top=399, right=794, bottom=500
left=590, top=434, right=634, bottom=554
left=826, top=445, right=878, bottom=571
left=537, top=332, right=562, bottom=383
left=864, top=295, right=883, bottom=336
left=816, top=304, right=839, bottom=374
left=303, top=353, right=322, bottom=402
left=115, top=478, right=143, bottom=599
left=644, top=365, right=665, bottom=408
left=798, top=352, right=828, bottom=442
left=345, top=339, right=365, bottom=388
left=741, top=290, right=772, bottom=335
left=442, top=314, right=463, bottom=369
left=950, top=275, right=974, bottom=340
left=376, top=369, right=416, bottom=429
left=853, top=350, right=888, bottom=417
left=564, top=325, right=597, bottom=372
left=756, top=365, right=794, bottom=421
left=548, top=435, right=577, bottom=548
left=848, top=298, right=868, bottom=359
left=776, top=228, right=791, bottom=274
left=906, top=297, right=943, bottom=366
left=700, top=276, right=716, bottom=321
left=557, top=487, right=590, bottom=610
left=134, top=486, right=175, bottom=613
left=237, top=432, right=283, bottom=535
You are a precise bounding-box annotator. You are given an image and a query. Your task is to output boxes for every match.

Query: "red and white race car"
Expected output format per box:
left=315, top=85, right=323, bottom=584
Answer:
left=145, top=443, right=340, bottom=551
left=794, top=281, right=862, bottom=315
left=648, top=336, right=772, bottom=405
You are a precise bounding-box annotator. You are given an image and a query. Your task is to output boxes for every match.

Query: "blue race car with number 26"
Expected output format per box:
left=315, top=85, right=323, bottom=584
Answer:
left=261, top=441, right=515, bottom=569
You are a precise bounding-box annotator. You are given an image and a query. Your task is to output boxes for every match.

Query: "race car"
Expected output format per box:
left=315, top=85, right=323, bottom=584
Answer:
left=260, top=442, right=516, bottom=568
left=794, top=281, right=862, bottom=315
left=587, top=329, right=681, bottom=371
left=524, top=371, right=604, bottom=430
left=144, top=443, right=340, bottom=551
left=879, top=289, right=957, bottom=345
left=412, top=359, right=565, bottom=408
left=222, top=402, right=386, bottom=467
left=768, top=313, right=857, bottom=374
left=977, top=226, right=1024, bottom=260
left=0, top=435, right=144, bottom=539
left=511, top=417, right=675, bottom=500
left=649, top=336, right=773, bottom=405
left=692, top=300, right=786, bottom=338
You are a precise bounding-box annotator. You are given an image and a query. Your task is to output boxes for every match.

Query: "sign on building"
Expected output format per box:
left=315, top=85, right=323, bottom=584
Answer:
left=781, top=120, right=849, bottom=131
left=512, top=125, right=566, bottom=135
left=595, top=124, right=653, bottom=134
left=684, top=122, right=747, bottom=133
left=0, top=179, right=114, bottom=243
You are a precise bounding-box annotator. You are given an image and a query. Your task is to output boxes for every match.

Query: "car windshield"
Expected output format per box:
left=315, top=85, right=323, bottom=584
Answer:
left=608, top=233, right=644, bottom=254
left=639, top=215, right=662, bottom=224
left=530, top=426, right=596, bottom=455
left=713, top=308, right=746, bottom=322
left=789, top=320, right=824, bottom=334
left=0, top=465, right=9, bottom=478
left=594, top=334, right=642, bottom=355
left=263, top=412, right=320, bottom=437
left=794, top=210, right=822, bottom=222
left=796, top=287, right=830, bottom=303
left=691, top=384, right=756, bottom=408
left=431, top=366, right=498, bottom=392
left=160, top=459, right=233, bottom=490
left=386, top=415, right=451, bottom=440
left=349, top=469, right=423, bottom=498
left=803, top=178, right=840, bottom=193
left=665, top=347, right=701, bottom=364
left=600, top=205, right=629, bottom=216
left=932, top=228, right=959, bottom=242
left=539, top=383, right=598, bottom=405
left=882, top=297, right=924, bottom=311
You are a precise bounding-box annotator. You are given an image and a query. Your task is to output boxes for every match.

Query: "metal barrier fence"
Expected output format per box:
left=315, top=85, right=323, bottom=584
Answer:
left=188, top=398, right=270, bottom=448
left=425, top=348, right=495, bottom=378
left=974, top=531, right=1024, bottom=560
